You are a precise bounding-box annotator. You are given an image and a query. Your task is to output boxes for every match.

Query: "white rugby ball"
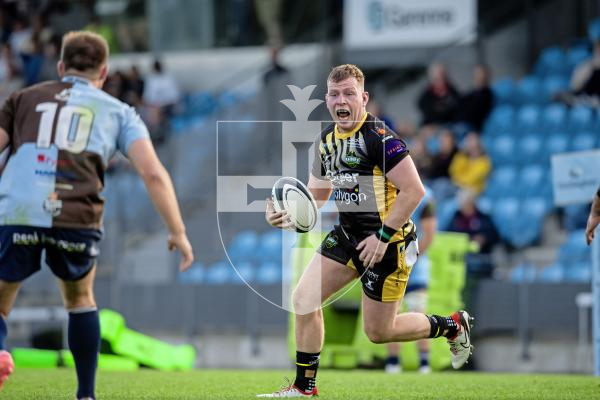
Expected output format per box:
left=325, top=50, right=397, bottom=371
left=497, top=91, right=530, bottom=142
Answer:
left=271, top=177, right=318, bottom=232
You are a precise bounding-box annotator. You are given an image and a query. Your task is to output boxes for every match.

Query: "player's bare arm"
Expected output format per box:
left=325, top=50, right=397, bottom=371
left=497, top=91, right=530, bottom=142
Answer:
left=357, top=155, right=425, bottom=268
left=127, top=138, right=194, bottom=271
left=586, top=186, right=600, bottom=245
left=307, top=173, right=333, bottom=208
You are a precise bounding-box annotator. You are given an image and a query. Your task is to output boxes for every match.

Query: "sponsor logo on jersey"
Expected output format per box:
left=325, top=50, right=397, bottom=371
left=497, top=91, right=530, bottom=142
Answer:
left=324, top=234, right=338, bottom=249
left=344, top=150, right=361, bottom=168
left=54, top=88, right=71, bottom=102
left=328, top=172, right=359, bottom=185
left=334, top=184, right=367, bottom=205
left=43, top=192, right=62, bottom=217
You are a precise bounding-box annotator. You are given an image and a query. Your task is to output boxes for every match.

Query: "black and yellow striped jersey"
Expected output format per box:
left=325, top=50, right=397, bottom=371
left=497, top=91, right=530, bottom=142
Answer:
left=312, top=112, right=415, bottom=242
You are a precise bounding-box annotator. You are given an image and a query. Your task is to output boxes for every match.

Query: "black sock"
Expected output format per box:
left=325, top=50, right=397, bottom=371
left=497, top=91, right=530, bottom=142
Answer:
left=294, top=351, right=320, bottom=392
left=427, top=314, right=459, bottom=339
left=419, top=351, right=429, bottom=367
left=68, top=309, right=100, bottom=400
left=386, top=355, right=399, bottom=365
left=0, top=316, right=6, bottom=350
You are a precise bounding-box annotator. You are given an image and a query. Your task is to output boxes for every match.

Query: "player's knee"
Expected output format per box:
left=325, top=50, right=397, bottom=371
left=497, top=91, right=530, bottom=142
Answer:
left=364, top=326, right=390, bottom=344
left=292, top=288, right=321, bottom=316
left=63, top=291, right=96, bottom=310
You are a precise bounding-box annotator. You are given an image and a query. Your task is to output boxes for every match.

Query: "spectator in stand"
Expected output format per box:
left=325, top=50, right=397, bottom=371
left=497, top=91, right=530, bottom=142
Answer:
left=263, top=46, right=288, bottom=85
left=0, top=43, right=21, bottom=102
left=143, top=59, right=180, bottom=118
left=84, top=15, right=119, bottom=53
left=428, top=129, right=458, bottom=200
left=103, top=70, right=125, bottom=100
left=447, top=190, right=499, bottom=276
left=449, top=132, right=491, bottom=195
left=417, top=63, right=461, bottom=127
left=409, top=139, right=433, bottom=180
left=254, top=0, right=282, bottom=48
left=454, top=64, right=494, bottom=134
left=571, top=28, right=600, bottom=97
left=123, top=65, right=145, bottom=100
left=367, top=99, right=396, bottom=132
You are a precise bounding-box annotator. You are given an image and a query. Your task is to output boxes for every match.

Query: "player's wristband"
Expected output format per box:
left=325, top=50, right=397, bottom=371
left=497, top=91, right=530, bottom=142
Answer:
left=375, top=224, right=397, bottom=243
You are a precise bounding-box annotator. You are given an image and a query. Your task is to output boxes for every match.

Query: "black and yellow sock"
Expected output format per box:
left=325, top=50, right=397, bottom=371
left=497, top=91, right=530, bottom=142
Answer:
left=294, top=351, right=320, bottom=392
left=427, top=314, right=459, bottom=339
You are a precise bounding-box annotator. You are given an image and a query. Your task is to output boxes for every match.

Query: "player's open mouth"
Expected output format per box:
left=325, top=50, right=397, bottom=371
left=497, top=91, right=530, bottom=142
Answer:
left=336, top=109, right=350, bottom=120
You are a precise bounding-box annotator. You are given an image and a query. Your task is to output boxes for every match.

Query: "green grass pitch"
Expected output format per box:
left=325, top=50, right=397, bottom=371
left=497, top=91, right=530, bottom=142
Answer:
left=2, top=368, right=598, bottom=399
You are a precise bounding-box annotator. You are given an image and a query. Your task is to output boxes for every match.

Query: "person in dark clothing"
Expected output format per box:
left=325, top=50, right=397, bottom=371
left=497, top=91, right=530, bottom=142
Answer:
left=454, top=65, right=494, bottom=132
left=417, top=63, right=461, bottom=126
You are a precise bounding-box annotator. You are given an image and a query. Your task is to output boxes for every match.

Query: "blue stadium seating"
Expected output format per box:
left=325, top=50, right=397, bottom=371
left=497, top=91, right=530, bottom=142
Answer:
left=563, top=261, right=592, bottom=283
left=231, top=261, right=255, bottom=284
left=568, top=105, right=594, bottom=132
left=567, top=45, right=591, bottom=74
left=476, top=196, right=493, bottom=214
left=571, top=131, right=598, bottom=152
left=491, top=197, right=519, bottom=240
left=178, top=262, right=206, bottom=284
left=537, top=262, right=564, bottom=283
left=541, top=76, right=569, bottom=103
left=204, top=262, right=232, bottom=285
left=544, top=132, right=570, bottom=162
left=517, top=134, right=544, bottom=162
left=515, top=104, right=541, bottom=133
left=557, top=229, right=590, bottom=263
left=510, top=263, right=537, bottom=283
left=518, top=166, right=546, bottom=196
left=258, top=230, right=283, bottom=263
left=483, top=105, right=515, bottom=137
left=541, top=103, right=568, bottom=132
left=436, top=198, right=458, bottom=231
left=534, top=47, right=568, bottom=78
left=485, top=166, right=517, bottom=199
left=508, top=197, right=548, bottom=248
left=515, top=76, right=542, bottom=105
left=489, top=136, right=517, bottom=165
left=228, top=230, right=259, bottom=262
left=256, top=262, right=282, bottom=284
left=491, top=78, right=515, bottom=105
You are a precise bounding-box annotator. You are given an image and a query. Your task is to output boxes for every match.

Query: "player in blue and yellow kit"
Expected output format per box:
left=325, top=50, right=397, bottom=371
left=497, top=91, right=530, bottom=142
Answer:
left=262, top=64, right=472, bottom=397
left=0, top=31, right=194, bottom=399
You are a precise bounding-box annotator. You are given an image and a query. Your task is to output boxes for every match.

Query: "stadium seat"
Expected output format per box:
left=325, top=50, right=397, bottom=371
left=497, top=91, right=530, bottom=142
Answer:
left=515, top=104, right=541, bottom=133
left=485, top=166, right=517, bottom=199
left=515, top=76, right=542, bottom=105
left=436, top=198, right=458, bottom=231
left=568, top=105, right=594, bottom=132
left=567, top=45, right=591, bottom=74
left=541, top=103, right=568, bottom=132
left=482, top=105, right=515, bottom=137
left=534, top=47, right=568, bottom=78
left=204, top=262, right=232, bottom=285
left=562, top=262, right=592, bottom=283
left=426, top=135, right=440, bottom=155
left=228, top=230, right=259, bottom=262
left=476, top=196, right=493, bottom=214
left=558, top=229, right=591, bottom=263
left=491, top=197, right=519, bottom=240
left=518, top=166, right=547, bottom=196
left=256, top=262, right=281, bottom=285
left=509, top=197, right=548, bottom=248
left=541, top=76, right=569, bottom=103
left=179, top=263, right=205, bottom=284
left=517, top=134, right=544, bottom=162
left=544, top=132, right=570, bottom=161
left=562, top=205, right=591, bottom=233
left=489, top=136, right=517, bottom=166
left=571, top=131, right=598, bottom=152
left=491, top=78, right=515, bottom=105
left=537, top=262, right=564, bottom=283
left=258, top=230, right=283, bottom=263
left=230, top=261, right=254, bottom=284
left=510, top=263, right=537, bottom=283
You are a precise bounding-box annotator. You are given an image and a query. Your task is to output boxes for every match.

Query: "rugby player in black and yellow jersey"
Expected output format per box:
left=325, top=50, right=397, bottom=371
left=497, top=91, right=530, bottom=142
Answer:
left=261, top=65, right=473, bottom=398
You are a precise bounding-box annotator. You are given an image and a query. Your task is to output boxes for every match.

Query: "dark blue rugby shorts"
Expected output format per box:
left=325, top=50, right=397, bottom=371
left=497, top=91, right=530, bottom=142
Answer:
left=0, top=226, right=103, bottom=282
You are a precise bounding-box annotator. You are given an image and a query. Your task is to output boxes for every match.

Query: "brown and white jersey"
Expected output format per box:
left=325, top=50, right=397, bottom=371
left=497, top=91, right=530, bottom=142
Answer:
left=0, top=76, right=149, bottom=229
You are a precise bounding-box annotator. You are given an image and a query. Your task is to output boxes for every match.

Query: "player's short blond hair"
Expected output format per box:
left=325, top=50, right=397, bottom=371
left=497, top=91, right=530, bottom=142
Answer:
left=60, top=31, right=109, bottom=73
left=327, top=64, right=365, bottom=89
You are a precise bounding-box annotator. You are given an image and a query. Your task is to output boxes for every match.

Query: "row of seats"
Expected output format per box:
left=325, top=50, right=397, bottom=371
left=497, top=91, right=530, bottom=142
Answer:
left=179, top=260, right=290, bottom=285
left=484, top=104, right=600, bottom=136
left=492, top=74, right=570, bottom=106
left=510, top=230, right=592, bottom=283
left=533, top=44, right=590, bottom=79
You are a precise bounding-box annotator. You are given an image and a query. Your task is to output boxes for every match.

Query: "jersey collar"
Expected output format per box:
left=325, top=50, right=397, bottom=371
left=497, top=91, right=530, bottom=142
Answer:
left=62, top=75, right=93, bottom=86
left=335, top=112, right=368, bottom=140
